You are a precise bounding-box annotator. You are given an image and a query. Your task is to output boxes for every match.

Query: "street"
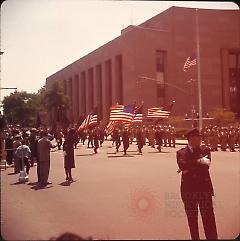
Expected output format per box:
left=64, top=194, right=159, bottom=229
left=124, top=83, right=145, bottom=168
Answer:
left=1, top=141, right=240, bottom=240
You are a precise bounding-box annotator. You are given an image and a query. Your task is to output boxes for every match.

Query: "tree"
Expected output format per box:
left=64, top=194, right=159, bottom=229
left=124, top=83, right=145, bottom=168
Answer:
left=2, top=91, right=42, bottom=127
left=42, top=81, right=70, bottom=126
left=208, top=108, right=236, bottom=126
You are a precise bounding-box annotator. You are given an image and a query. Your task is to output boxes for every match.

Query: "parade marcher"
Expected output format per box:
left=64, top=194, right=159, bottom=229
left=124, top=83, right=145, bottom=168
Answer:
left=176, top=128, right=218, bottom=240
left=121, top=127, right=130, bottom=155
left=136, top=127, right=144, bottom=154
left=142, top=127, right=147, bottom=146
left=114, top=128, right=121, bottom=152
left=208, top=126, right=215, bottom=151
left=37, top=131, right=56, bottom=186
left=15, top=139, right=31, bottom=176
left=237, top=127, right=240, bottom=151
left=81, top=129, right=87, bottom=145
left=212, top=126, right=219, bottom=151
left=112, top=127, right=118, bottom=147
left=167, top=125, right=172, bottom=147
left=87, top=129, right=94, bottom=148
left=13, top=135, right=22, bottom=173
left=228, top=127, right=236, bottom=152
left=155, top=126, right=163, bottom=152
left=148, top=126, right=155, bottom=148
left=73, top=128, right=79, bottom=149
left=99, top=128, right=105, bottom=147
left=92, top=127, right=100, bottom=154
left=63, top=129, right=76, bottom=181
left=29, top=128, right=38, bottom=166
left=129, top=127, right=134, bottom=144
left=204, top=127, right=211, bottom=147
left=219, top=127, right=228, bottom=151
left=170, top=126, right=176, bottom=148
left=55, top=129, right=64, bottom=150
left=163, top=126, right=168, bottom=147
left=5, top=132, right=14, bottom=165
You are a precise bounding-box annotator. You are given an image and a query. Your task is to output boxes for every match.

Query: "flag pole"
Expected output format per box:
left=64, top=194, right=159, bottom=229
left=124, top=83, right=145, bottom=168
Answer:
left=196, top=8, right=203, bottom=130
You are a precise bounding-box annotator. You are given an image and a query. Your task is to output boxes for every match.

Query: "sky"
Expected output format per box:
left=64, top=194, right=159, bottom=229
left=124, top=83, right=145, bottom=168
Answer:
left=0, top=0, right=239, bottom=100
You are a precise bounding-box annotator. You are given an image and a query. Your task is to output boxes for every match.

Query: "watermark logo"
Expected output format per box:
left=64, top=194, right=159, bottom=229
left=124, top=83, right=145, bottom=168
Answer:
left=127, top=186, right=160, bottom=219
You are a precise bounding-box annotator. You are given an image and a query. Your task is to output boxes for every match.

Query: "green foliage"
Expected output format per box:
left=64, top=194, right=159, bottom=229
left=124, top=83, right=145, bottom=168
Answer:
left=208, top=108, right=236, bottom=126
left=42, top=81, right=70, bottom=111
left=2, top=91, right=42, bottom=127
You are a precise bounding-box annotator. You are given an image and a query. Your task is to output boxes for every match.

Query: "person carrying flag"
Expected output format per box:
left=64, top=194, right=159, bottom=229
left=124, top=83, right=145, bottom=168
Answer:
left=121, top=126, right=130, bottom=155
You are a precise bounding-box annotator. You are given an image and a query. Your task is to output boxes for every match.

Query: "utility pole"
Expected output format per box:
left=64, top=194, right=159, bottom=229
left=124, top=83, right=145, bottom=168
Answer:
left=196, top=8, right=203, bottom=130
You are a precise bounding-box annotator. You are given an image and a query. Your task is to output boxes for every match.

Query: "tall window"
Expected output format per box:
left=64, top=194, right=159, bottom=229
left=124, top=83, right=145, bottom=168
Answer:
left=228, top=50, right=240, bottom=116
left=96, top=64, right=103, bottom=120
left=228, top=51, right=240, bottom=116
left=88, top=68, right=94, bottom=111
left=156, top=50, right=166, bottom=105
left=105, top=59, right=112, bottom=109
left=115, top=55, right=123, bottom=104
left=80, top=71, right=86, bottom=115
left=74, top=74, right=80, bottom=119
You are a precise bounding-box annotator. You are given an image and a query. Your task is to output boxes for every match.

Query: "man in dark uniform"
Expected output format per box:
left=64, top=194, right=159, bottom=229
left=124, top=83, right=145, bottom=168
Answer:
left=121, top=127, right=130, bottom=155
left=155, top=126, right=163, bottom=152
left=92, top=127, right=100, bottom=154
left=114, top=128, right=121, bottom=153
left=99, top=127, right=105, bottom=147
left=87, top=129, right=94, bottom=148
left=176, top=128, right=218, bottom=240
left=136, top=127, right=144, bottom=154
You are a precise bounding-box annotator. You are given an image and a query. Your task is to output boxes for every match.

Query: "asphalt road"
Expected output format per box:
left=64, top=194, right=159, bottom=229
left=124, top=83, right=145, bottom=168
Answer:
left=1, top=141, right=240, bottom=240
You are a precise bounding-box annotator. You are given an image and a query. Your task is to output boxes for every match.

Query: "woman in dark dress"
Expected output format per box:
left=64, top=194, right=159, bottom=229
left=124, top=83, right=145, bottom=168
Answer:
left=63, top=129, right=76, bottom=181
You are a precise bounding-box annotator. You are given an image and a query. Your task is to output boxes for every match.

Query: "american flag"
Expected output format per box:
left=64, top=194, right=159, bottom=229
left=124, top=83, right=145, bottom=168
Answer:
left=78, top=115, right=91, bottom=130
left=110, top=104, right=135, bottom=123
left=105, top=121, right=115, bottom=136
left=183, top=54, right=197, bottom=72
left=147, top=102, right=174, bottom=119
left=109, top=104, right=124, bottom=121
left=88, top=114, right=98, bottom=127
left=132, top=104, right=143, bottom=123
left=78, top=108, right=98, bottom=130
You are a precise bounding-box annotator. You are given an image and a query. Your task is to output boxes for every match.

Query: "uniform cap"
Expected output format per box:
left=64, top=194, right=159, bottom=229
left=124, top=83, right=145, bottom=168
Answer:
left=185, top=128, right=201, bottom=139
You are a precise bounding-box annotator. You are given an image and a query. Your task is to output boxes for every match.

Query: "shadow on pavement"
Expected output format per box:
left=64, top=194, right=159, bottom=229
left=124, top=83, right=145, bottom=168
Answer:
left=27, top=182, right=39, bottom=186
left=30, top=184, right=53, bottom=190
left=59, top=180, right=77, bottom=186
left=59, top=181, right=71, bottom=186
left=107, top=155, right=134, bottom=158
left=8, top=172, right=18, bottom=175
left=11, top=181, right=26, bottom=185
left=147, top=151, right=170, bottom=154
left=76, top=154, right=95, bottom=157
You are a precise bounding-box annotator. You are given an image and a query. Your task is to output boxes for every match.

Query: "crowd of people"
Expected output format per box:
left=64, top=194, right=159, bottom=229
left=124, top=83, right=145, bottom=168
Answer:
left=1, top=123, right=240, bottom=186
left=201, top=125, right=240, bottom=152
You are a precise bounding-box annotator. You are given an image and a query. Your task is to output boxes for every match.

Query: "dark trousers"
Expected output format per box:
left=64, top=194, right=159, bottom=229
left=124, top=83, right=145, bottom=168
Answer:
left=37, top=160, right=40, bottom=183
left=116, top=140, right=121, bottom=152
left=57, top=139, right=62, bottom=150
left=6, top=150, right=13, bottom=165
left=88, top=139, right=93, bottom=148
left=123, top=143, right=129, bottom=154
left=182, top=192, right=218, bottom=240
left=93, top=140, right=99, bottom=153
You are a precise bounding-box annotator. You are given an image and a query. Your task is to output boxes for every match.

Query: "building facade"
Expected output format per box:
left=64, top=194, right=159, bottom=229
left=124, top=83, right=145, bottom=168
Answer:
left=46, top=6, right=240, bottom=124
